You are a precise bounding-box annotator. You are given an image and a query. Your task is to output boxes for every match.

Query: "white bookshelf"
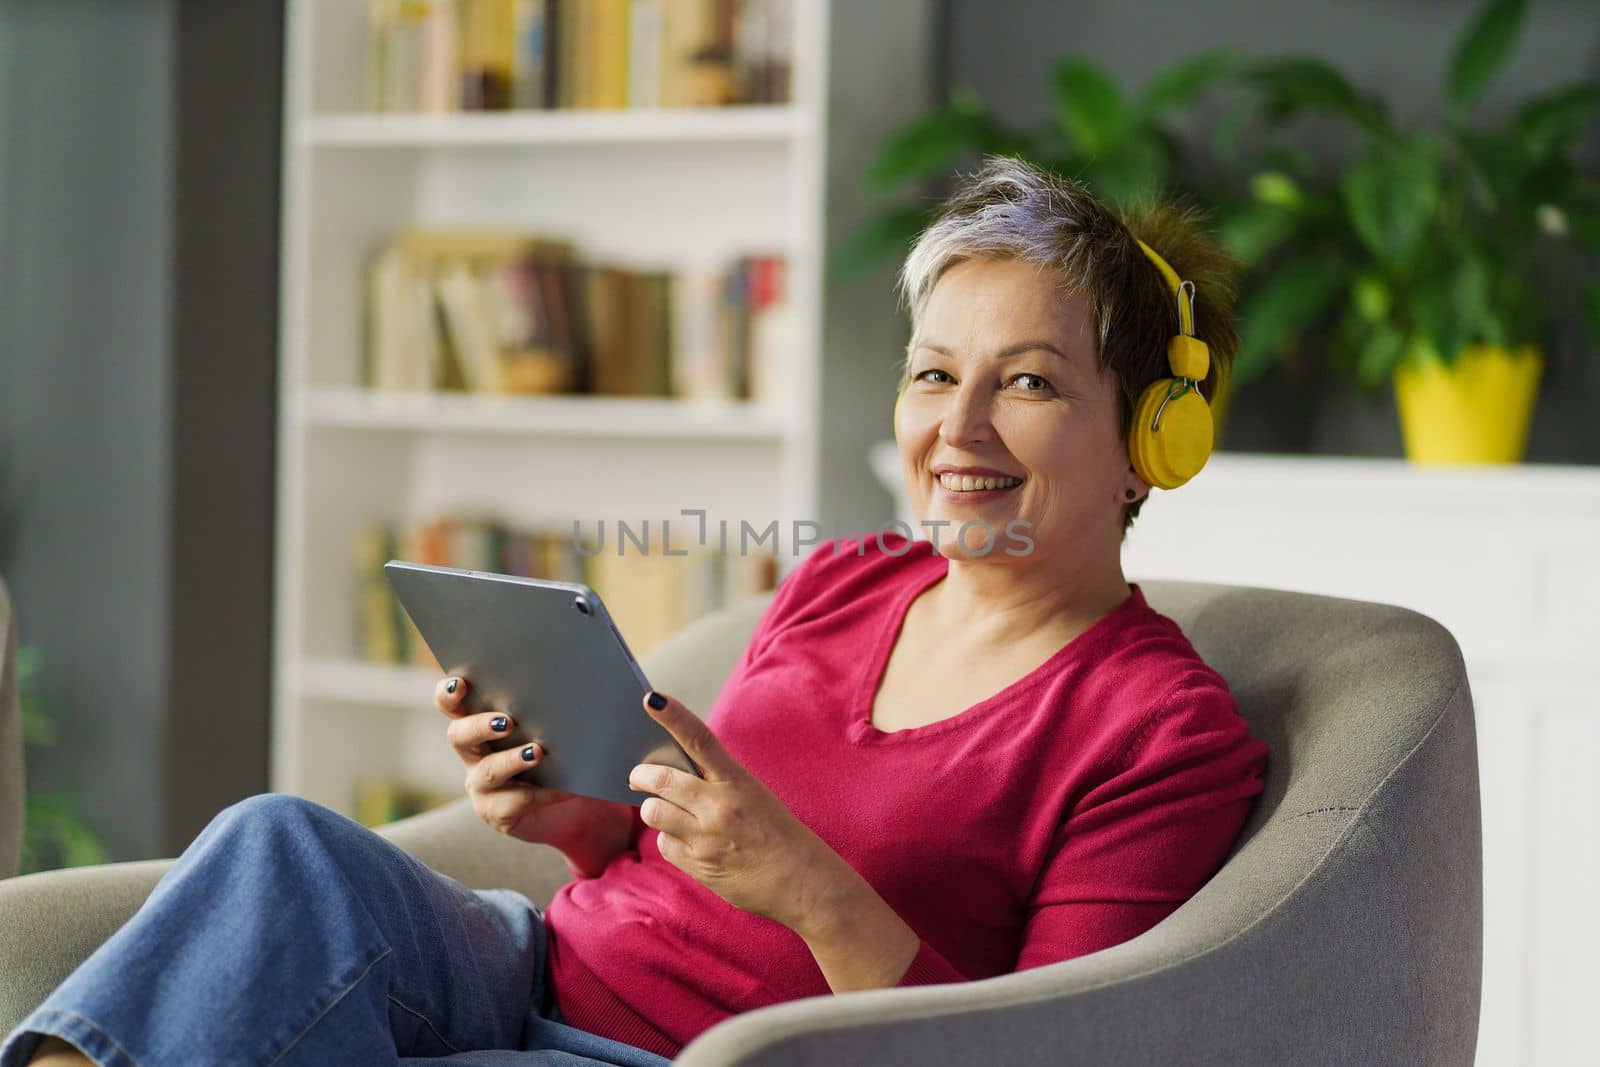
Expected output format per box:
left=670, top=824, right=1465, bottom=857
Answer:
left=272, top=0, right=834, bottom=816
left=298, top=105, right=810, bottom=147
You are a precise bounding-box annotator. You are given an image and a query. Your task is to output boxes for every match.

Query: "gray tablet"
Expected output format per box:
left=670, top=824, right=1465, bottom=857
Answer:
left=384, top=560, right=701, bottom=808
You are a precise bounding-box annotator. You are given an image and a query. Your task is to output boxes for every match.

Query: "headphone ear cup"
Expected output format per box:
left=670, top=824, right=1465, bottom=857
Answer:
left=1128, top=379, right=1214, bottom=490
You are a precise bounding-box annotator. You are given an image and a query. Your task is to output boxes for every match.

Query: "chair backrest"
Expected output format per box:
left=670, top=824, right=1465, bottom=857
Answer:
left=0, top=576, right=21, bottom=879
left=638, top=592, right=776, bottom=717
left=654, top=578, right=1482, bottom=1064
left=1071, top=579, right=1483, bottom=1063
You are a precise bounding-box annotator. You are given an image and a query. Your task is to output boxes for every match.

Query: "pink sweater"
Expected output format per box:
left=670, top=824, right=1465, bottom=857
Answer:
left=545, top=533, right=1270, bottom=1058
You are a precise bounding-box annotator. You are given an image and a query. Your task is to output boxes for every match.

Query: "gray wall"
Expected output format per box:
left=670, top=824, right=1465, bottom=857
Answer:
left=819, top=0, right=942, bottom=536
left=0, top=0, right=176, bottom=860
left=0, top=0, right=280, bottom=863
left=943, top=0, right=1600, bottom=462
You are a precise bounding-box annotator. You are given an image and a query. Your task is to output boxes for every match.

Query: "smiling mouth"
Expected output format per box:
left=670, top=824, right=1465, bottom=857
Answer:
left=936, top=473, right=1024, bottom=492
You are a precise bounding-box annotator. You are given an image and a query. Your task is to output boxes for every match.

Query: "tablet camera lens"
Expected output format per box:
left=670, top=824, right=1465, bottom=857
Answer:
left=573, top=594, right=592, bottom=616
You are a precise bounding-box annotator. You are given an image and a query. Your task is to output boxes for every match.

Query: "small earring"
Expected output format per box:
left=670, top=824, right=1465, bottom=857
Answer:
left=1124, top=489, right=1137, bottom=501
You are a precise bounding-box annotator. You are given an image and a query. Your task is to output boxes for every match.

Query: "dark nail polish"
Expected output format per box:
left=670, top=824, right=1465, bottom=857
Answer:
left=490, top=715, right=509, bottom=733
left=521, top=745, right=537, bottom=762
left=647, top=691, right=667, bottom=710
left=446, top=678, right=458, bottom=694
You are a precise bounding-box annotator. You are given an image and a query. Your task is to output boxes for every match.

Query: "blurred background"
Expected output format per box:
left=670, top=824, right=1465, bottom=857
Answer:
left=0, top=1, right=1595, bottom=1062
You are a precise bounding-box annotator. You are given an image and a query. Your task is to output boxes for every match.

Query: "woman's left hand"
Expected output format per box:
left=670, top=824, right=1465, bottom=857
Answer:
left=628, top=691, right=845, bottom=933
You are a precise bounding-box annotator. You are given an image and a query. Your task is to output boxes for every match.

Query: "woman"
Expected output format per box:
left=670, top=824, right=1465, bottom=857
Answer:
left=6, top=155, right=1269, bottom=1066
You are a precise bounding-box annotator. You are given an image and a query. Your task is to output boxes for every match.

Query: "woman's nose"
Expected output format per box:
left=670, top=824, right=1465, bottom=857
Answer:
left=939, top=384, right=995, bottom=447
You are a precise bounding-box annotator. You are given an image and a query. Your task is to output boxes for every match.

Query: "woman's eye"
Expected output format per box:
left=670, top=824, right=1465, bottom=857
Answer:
left=913, top=369, right=953, bottom=384
left=1009, top=373, right=1052, bottom=393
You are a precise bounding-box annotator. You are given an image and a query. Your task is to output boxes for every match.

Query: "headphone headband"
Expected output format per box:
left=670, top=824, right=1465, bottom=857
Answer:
left=1135, top=238, right=1196, bottom=337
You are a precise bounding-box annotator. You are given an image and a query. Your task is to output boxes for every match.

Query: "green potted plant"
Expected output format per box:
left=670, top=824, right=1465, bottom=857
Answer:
left=1231, top=0, right=1600, bottom=462
left=829, top=47, right=1330, bottom=438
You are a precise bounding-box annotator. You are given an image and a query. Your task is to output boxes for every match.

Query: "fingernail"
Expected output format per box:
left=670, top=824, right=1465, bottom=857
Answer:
left=490, top=715, right=509, bottom=733
left=521, top=744, right=537, bottom=762
left=446, top=678, right=458, bottom=694
left=646, top=691, right=667, bottom=710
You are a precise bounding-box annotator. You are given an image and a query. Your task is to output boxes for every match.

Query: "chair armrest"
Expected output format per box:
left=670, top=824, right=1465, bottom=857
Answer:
left=375, top=797, right=574, bottom=905
left=0, top=860, right=174, bottom=1037
left=0, top=800, right=574, bottom=1039
left=670, top=943, right=1261, bottom=1067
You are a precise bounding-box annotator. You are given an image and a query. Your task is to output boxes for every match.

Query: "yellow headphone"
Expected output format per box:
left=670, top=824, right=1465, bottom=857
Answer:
left=893, top=240, right=1214, bottom=492
left=1129, top=239, right=1213, bottom=490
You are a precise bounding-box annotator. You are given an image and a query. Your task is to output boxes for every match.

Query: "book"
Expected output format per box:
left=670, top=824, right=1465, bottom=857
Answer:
left=417, top=0, right=461, bottom=114
left=628, top=0, right=664, bottom=108
left=367, top=0, right=790, bottom=112
left=510, top=0, right=551, bottom=108
left=364, top=230, right=787, bottom=401
left=435, top=257, right=506, bottom=393
left=592, top=0, right=631, bottom=109
left=459, top=0, right=516, bottom=109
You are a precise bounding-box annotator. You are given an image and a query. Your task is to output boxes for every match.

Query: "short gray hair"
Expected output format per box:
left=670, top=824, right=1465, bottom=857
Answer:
left=896, top=154, right=1130, bottom=353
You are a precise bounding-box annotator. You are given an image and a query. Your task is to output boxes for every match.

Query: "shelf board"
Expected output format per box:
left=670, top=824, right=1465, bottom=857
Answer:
left=298, top=106, right=808, bottom=148
left=296, top=387, right=792, bottom=440
left=300, top=658, right=440, bottom=708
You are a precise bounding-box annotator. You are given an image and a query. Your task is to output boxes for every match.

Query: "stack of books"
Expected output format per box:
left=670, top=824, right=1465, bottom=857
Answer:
left=365, top=0, right=793, bottom=112
left=364, top=230, right=792, bottom=403
left=356, top=514, right=779, bottom=664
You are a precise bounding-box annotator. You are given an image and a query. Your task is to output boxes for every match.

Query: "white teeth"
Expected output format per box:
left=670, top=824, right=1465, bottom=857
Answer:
left=938, top=473, right=1022, bottom=492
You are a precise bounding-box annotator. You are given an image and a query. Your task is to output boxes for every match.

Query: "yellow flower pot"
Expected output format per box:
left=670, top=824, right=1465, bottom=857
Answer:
left=1392, top=342, right=1543, bottom=464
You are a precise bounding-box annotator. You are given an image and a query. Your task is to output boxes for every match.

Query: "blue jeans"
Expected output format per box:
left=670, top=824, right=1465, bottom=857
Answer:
left=0, top=795, right=676, bottom=1067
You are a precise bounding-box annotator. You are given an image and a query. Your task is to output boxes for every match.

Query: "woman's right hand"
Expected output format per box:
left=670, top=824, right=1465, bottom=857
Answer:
left=435, top=675, right=632, bottom=863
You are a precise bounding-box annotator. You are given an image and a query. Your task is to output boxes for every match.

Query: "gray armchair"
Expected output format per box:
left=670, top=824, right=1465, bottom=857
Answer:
left=0, top=580, right=1482, bottom=1065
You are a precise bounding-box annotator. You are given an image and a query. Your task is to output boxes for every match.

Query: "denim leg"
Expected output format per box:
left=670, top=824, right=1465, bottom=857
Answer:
left=0, top=794, right=549, bottom=1067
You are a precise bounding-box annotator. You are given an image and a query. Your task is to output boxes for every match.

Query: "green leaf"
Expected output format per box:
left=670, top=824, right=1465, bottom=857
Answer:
left=1448, top=0, right=1528, bottom=112
left=1242, top=56, right=1393, bottom=136
left=1450, top=251, right=1502, bottom=347
left=1454, top=128, right=1521, bottom=213
left=1564, top=207, right=1600, bottom=254
left=1351, top=270, right=1392, bottom=324
left=1412, top=271, right=1463, bottom=369
left=1217, top=200, right=1297, bottom=266
left=1080, top=130, right=1170, bottom=204
left=1051, top=58, right=1132, bottom=157
left=23, top=787, right=107, bottom=873
left=1136, top=48, right=1240, bottom=116
left=1250, top=171, right=1305, bottom=211
left=1209, top=96, right=1256, bottom=160
left=864, top=107, right=985, bottom=193
left=1514, top=83, right=1600, bottom=158
left=949, top=84, right=984, bottom=117
left=1356, top=322, right=1407, bottom=392
left=827, top=202, right=939, bottom=286
left=1233, top=255, right=1345, bottom=386
left=1340, top=139, right=1441, bottom=269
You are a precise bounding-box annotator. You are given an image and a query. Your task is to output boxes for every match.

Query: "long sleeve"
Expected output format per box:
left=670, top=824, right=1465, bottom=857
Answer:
left=895, top=939, right=969, bottom=987
left=1014, top=680, right=1269, bottom=971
